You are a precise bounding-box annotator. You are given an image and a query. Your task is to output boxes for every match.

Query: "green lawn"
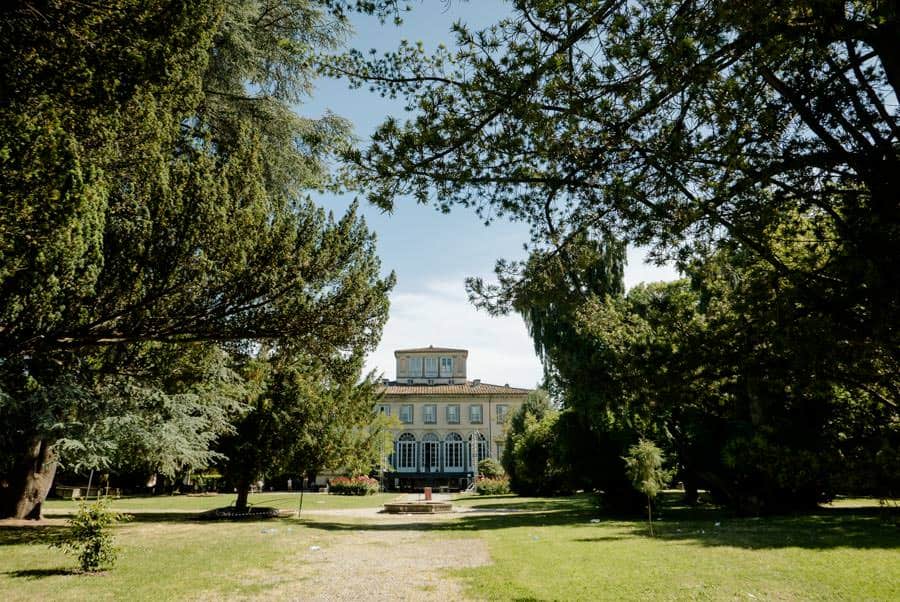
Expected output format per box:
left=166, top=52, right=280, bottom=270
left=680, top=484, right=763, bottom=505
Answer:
left=1, top=492, right=898, bottom=600
left=41, top=491, right=400, bottom=516
left=446, top=493, right=900, bottom=600
left=1, top=492, right=397, bottom=601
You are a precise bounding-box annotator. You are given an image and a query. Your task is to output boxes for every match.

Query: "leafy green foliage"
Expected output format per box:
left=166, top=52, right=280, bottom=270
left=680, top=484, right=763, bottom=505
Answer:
left=50, top=498, right=128, bottom=572
left=502, top=391, right=571, bottom=496
left=326, top=3, right=900, bottom=514
left=477, top=458, right=504, bottom=479
left=477, top=239, right=645, bottom=508
left=49, top=345, right=248, bottom=478
left=475, top=476, right=511, bottom=495
left=0, top=1, right=394, bottom=517
left=218, top=352, right=388, bottom=509
left=330, top=1, right=900, bottom=384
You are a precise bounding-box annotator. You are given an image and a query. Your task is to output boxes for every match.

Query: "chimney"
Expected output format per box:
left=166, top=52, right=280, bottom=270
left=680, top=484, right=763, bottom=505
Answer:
left=472, top=379, right=480, bottom=386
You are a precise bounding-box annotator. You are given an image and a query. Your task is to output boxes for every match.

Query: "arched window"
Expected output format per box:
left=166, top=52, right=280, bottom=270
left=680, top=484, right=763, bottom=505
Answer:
left=468, top=432, right=488, bottom=468
left=396, top=433, right=417, bottom=472
left=421, top=433, right=440, bottom=472
left=444, top=432, right=464, bottom=471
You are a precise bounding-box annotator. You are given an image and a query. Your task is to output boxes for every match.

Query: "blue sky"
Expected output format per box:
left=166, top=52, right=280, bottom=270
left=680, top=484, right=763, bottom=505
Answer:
left=303, top=2, right=679, bottom=387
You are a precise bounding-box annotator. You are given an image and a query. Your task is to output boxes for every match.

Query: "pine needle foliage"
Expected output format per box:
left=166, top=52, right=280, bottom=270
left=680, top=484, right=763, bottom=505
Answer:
left=623, top=439, right=672, bottom=536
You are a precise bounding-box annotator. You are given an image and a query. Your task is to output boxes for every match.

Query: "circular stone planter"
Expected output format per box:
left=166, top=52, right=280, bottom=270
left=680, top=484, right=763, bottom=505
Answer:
left=382, top=501, right=453, bottom=514
left=198, top=506, right=296, bottom=521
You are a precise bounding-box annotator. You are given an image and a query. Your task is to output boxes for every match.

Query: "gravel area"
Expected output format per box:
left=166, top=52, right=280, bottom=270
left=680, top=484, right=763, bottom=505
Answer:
left=233, top=494, right=493, bottom=601
left=251, top=526, right=490, bottom=601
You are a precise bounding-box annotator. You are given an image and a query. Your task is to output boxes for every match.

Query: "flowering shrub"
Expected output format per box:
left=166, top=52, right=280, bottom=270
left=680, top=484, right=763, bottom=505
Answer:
left=328, top=475, right=380, bottom=496
left=475, top=475, right=511, bottom=495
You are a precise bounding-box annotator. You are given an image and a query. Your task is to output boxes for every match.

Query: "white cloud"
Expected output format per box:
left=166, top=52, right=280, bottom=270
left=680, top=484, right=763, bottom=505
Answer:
left=364, top=278, right=543, bottom=388
left=365, top=247, right=680, bottom=388
left=625, top=246, right=681, bottom=290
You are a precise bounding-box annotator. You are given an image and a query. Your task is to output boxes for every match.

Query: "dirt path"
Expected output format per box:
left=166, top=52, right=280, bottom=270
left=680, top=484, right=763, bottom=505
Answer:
left=249, top=525, right=490, bottom=601
left=233, top=496, right=493, bottom=601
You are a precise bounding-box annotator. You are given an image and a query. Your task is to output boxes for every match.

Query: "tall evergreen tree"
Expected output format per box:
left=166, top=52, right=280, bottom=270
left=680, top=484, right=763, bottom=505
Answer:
left=218, top=350, right=387, bottom=510
left=0, top=1, right=394, bottom=518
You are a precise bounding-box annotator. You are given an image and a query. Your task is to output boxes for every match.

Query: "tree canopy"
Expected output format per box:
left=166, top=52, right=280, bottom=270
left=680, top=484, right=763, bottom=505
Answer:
left=328, top=0, right=899, bottom=400
left=218, top=350, right=389, bottom=509
left=0, top=0, right=395, bottom=519
left=320, top=0, right=899, bottom=513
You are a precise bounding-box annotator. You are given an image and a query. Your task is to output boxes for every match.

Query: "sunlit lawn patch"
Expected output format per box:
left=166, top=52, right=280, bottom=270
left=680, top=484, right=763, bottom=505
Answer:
left=448, top=493, right=900, bottom=600
left=1, top=492, right=399, bottom=600
left=1, top=492, right=897, bottom=600
left=41, top=491, right=399, bottom=517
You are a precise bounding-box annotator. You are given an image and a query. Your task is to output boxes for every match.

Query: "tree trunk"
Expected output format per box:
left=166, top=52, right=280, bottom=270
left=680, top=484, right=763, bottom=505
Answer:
left=235, top=480, right=251, bottom=511
left=683, top=476, right=699, bottom=506
left=647, top=494, right=654, bottom=537
left=0, top=439, right=58, bottom=520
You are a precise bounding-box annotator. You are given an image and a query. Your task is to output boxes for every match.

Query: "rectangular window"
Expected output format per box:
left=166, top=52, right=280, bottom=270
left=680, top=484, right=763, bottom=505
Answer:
left=408, top=357, right=422, bottom=377
left=496, top=443, right=505, bottom=459
left=469, top=404, right=483, bottom=424
left=440, top=356, right=453, bottom=377
left=444, top=438, right=464, bottom=471
left=424, top=404, right=437, bottom=424
left=400, top=404, right=413, bottom=424
left=397, top=437, right=417, bottom=470
left=446, top=404, right=460, bottom=424
left=378, top=404, right=391, bottom=416
left=496, top=404, right=508, bottom=424
left=425, top=357, right=438, bottom=377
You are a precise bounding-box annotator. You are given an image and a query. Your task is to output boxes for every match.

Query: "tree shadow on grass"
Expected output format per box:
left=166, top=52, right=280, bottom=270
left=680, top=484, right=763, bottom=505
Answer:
left=649, top=509, right=899, bottom=550
left=42, top=511, right=205, bottom=524
left=572, top=536, right=628, bottom=542
left=3, top=568, right=78, bottom=580
left=306, top=506, right=598, bottom=534
left=455, top=500, right=589, bottom=513
left=0, top=525, right=68, bottom=546
left=42, top=510, right=304, bottom=526
left=305, top=497, right=899, bottom=550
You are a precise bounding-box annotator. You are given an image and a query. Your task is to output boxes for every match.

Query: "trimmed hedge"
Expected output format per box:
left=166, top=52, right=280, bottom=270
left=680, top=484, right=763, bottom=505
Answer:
left=328, top=475, right=380, bottom=496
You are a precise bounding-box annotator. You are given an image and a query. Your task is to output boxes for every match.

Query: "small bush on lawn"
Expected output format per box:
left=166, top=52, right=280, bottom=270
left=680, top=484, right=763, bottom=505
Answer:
left=328, top=475, right=379, bottom=495
left=478, top=458, right=505, bottom=479
left=476, top=475, right=511, bottom=495
left=50, top=497, right=128, bottom=572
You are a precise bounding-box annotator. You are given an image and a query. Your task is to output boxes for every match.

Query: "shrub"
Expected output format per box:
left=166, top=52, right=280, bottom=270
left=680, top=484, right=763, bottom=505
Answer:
left=475, top=475, right=511, bottom=495
left=478, top=458, right=504, bottom=479
left=328, top=475, right=379, bottom=495
left=51, top=498, right=127, bottom=572
left=503, top=404, right=572, bottom=495
left=623, top=439, right=672, bottom=536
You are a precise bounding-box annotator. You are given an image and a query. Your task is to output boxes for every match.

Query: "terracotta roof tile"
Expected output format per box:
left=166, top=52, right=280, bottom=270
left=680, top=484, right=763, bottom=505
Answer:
left=393, top=346, right=468, bottom=354
left=381, top=381, right=531, bottom=396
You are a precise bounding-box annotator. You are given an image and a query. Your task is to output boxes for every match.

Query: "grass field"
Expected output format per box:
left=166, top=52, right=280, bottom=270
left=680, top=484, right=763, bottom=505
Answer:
left=448, top=494, right=900, bottom=600
left=1, top=491, right=897, bottom=600
left=40, top=491, right=400, bottom=515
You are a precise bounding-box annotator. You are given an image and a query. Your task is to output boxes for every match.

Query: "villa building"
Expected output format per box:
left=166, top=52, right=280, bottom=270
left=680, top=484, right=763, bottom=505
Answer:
left=379, top=346, right=531, bottom=491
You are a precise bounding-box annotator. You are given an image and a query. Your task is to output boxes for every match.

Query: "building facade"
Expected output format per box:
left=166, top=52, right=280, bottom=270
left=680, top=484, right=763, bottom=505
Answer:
left=380, top=346, right=530, bottom=491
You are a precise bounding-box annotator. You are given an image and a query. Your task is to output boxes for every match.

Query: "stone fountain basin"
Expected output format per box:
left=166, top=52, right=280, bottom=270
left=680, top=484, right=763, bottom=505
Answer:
left=382, top=501, right=453, bottom=514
